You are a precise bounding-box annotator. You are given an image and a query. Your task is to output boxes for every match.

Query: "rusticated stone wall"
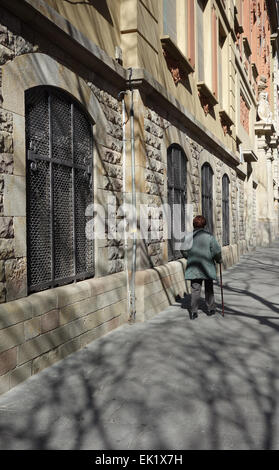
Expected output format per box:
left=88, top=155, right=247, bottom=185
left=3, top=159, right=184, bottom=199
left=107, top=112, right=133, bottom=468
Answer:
left=0, top=5, right=127, bottom=302
left=0, top=74, right=27, bottom=303
left=87, top=81, right=125, bottom=275
left=143, top=108, right=166, bottom=268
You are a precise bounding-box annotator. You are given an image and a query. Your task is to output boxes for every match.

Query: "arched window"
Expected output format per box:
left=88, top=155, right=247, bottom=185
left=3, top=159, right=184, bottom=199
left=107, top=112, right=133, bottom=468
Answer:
left=25, top=86, right=94, bottom=293
left=201, top=163, right=214, bottom=233
left=167, top=145, right=187, bottom=260
left=222, top=174, right=230, bottom=246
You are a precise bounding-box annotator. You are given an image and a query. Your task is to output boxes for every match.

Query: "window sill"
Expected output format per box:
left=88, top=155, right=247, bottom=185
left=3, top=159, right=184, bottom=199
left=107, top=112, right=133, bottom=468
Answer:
left=243, top=36, right=252, bottom=58
left=161, top=35, right=194, bottom=84
left=197, top=81, right=218, bottom=115
left=251, top=62, right=259, bottom=79
left=219, top=109, right=234, bottom=135
left=242, top=149, right=258, bottom=162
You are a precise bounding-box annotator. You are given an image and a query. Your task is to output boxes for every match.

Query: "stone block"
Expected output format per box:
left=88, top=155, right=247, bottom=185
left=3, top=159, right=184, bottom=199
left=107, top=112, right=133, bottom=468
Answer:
left=0, top=322, right=24, bottom=353
left=0, top=238, right=15, bottom=259
left=5, top=257, right=27, bottom=302
left=41, top=309, right=59, bottom=333
left=0, top=132, right=13, bottom=153
left=10, top=362, right=32, bottom=389
left=3, top=174, right=25, bottom=216
left=56, top=281, right=91, bottom=308
left=32, top=348, right=60, bottom=376
left=13, top=217, right=26, bottom=257
left=0, top=109, right=13, bottom=133
left=0, top=372, right=10, bottom=395
left=0, top=25, right=9, bottom=47
left=0, top=296, right=32, bottom=323
left=0, top=44, right=14, bottom=65
left=14, top=36, right=34, bottom=56
left=0, top=346, right=17, bottom=375
left=0, top=216, right=13, bottom=237
left=0, top=281, right=5, bottom=302
left=96, top=285, right=126, bottom=309
left=0, top=260, right=4, bottom=282
left=28, top=289, right=57, bottom=315
left=18, top=332, right=53, bottom=365
left=59, top=296, right=98, bottom=325
left=13, top=113, right=25, bottom=176
left=57, top=337, right=81, bottom=361
left=24, top=317, right=41, bottom=341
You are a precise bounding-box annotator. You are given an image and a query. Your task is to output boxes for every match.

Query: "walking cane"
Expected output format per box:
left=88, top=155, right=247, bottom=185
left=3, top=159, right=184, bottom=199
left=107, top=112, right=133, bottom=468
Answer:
left=219, top=263, right=224, bottom=317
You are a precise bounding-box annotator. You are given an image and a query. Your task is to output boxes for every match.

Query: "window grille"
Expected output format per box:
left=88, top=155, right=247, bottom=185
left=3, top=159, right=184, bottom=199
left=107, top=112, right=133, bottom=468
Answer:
left=222, top=174, right=230, bottom=246
left=167, top=145, right=187, bottom=261
left=25, top=86, right=94, bottom=293
left=201, top=163, right=214, bottom=233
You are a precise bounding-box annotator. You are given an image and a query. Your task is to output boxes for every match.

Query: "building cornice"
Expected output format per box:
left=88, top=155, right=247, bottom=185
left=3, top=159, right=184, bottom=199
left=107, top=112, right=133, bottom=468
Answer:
left=0, top=0, right=127, bottom=87
left=128, top=68, right=240, bottom=167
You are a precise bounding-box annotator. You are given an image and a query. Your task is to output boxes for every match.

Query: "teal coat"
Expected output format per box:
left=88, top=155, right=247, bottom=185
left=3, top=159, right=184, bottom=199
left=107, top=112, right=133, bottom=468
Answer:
left=183, top=229, right=222, bottom=280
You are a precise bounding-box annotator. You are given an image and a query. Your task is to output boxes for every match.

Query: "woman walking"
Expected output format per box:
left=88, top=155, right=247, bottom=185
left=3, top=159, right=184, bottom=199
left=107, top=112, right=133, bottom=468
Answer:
left=183, top=215, right=222, bottom=320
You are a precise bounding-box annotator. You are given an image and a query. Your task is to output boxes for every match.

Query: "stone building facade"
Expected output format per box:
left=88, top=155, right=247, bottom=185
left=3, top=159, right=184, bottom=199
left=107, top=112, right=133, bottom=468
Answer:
left=0, top=0, right=278, bottom=394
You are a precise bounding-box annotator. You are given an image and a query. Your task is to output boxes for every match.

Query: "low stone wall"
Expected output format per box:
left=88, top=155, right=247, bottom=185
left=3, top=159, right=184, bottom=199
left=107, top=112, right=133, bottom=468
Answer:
left=0, top=271, right=128, bottom=395
left=135, top=258, right=187, bottom=321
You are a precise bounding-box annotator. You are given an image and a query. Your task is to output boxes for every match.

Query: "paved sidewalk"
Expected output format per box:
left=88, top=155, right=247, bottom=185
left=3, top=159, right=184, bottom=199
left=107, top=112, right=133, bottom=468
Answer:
left=0, top=241, right=279, bottom=450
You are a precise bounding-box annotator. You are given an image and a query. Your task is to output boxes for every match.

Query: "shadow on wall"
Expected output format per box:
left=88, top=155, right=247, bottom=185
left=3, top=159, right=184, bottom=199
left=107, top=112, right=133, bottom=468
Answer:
left=63, top=0, right=114, bottom=25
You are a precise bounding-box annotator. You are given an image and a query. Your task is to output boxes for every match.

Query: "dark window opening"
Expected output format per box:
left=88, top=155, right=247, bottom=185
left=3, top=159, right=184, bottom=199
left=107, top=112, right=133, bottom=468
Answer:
left=25, top=86, right=94, bottom=294
left=167, top=145, right=187, bottom=261
left=222, top=173, right=230, bottom=246
left=201, top=163, right=214, bottom=234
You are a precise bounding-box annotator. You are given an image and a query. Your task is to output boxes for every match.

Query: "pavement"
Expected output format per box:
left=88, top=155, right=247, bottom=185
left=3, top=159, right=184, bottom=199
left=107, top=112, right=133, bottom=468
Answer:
left=0, top=241, right=279, bottom=450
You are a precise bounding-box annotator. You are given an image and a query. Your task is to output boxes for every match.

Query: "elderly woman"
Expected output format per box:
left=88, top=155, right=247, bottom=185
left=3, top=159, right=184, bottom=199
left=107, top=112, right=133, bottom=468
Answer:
left=183, top=215, right=222, bottom=320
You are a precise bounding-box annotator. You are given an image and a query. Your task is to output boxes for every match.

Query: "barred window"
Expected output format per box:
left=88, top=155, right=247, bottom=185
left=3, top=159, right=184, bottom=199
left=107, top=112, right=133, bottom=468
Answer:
left=25, top=86, right=94, bottom=294
left=201, top=163, right=214, bottom=234
left=222, top=174, right=230, bottom=246
left=167, top=145, right=187, bottom=261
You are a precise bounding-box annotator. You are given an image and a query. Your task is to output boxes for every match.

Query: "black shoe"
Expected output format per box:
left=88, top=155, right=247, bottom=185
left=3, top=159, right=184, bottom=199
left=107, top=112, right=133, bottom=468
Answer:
left=190, top=311, right=198, bottom=320
left=207, top=310, right=215, bottom=316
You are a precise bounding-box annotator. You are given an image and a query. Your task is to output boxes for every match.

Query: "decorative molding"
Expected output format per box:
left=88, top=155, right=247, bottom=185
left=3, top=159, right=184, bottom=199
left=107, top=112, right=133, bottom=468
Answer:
left=243, top=36, right=252, bottom=57
left=254, top=121, right=275, bottom=136
left=242, top=149, right=258, bottom=163
left=160, top=36, right=194, bottom=85
left=252, top=179, right=258, bottom=189
left=197, top=81, right=218, bottom=115
left=219, top=109, right=234, bottom=135
left=251, top=62, right=259, bottom=79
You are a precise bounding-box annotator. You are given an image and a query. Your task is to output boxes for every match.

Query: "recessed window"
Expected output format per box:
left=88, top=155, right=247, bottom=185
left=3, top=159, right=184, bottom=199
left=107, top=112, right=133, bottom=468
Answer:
left=222, top=174, right=230, bottom=246
left=25, top=86, right=94, bottom=293
left=167, top=145, right=187, bottom=260
left=201, top=163, right=214, bottom=233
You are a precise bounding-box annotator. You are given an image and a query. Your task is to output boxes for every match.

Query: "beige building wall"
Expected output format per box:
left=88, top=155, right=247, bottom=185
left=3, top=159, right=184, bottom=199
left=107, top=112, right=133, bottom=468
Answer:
left=0, top=0, right=278, bottom=395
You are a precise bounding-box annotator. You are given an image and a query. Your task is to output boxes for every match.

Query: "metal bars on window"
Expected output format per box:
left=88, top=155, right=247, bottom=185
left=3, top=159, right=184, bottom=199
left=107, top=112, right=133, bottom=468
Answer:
left=201, top=163, right=214, bottom=234
left=26, top=87, right=94, bottom=294
left=167, top=145, right=187, bottom=261
left=222, top=174, right=230, bottom=246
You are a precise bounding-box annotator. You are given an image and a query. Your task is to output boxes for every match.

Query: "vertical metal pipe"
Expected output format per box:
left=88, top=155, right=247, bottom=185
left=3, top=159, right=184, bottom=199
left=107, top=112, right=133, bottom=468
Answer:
left=130, top=85, right=137, bottom=321
left=118, top=90, right=131, bottom=318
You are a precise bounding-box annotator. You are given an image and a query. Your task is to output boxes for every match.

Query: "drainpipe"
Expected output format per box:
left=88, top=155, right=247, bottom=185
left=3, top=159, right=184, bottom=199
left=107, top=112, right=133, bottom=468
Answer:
left=128, top=67, right=137, bottom=321
left=118, top=90, right=131, bottom=320
left=118, top=67, right=137, bottom=322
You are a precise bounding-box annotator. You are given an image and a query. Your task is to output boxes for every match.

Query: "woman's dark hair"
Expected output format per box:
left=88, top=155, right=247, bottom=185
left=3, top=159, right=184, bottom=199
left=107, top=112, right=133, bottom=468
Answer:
left=193, top=215, right=206, bottom=229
